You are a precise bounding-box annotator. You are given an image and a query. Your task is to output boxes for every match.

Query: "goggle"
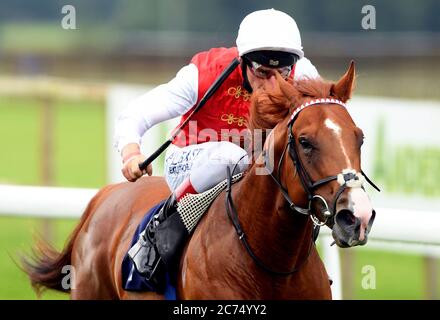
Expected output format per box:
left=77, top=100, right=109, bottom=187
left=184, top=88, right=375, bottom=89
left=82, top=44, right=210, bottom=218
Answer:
left=245, top=58, right=293, bottom=80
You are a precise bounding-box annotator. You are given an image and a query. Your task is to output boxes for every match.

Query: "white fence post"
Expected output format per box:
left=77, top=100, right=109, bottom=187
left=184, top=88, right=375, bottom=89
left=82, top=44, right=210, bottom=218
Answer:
left=321, top=235, right=342, bottom=300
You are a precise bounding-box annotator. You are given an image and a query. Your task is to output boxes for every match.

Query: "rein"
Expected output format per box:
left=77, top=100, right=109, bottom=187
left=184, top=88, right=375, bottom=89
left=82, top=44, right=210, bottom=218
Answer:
left=225, top=165, right=315, bottom=276
left=225, top=98, right=380, bottom=276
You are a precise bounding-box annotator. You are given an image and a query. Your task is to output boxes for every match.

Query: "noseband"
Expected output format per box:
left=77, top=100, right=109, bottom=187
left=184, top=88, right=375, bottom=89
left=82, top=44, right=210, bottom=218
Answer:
left=264, top=98, right=380, bottom=227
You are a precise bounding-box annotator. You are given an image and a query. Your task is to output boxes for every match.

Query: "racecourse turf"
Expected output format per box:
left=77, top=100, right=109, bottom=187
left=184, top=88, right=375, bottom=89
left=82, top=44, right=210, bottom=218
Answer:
left=0, top=96, right=437, bottom=299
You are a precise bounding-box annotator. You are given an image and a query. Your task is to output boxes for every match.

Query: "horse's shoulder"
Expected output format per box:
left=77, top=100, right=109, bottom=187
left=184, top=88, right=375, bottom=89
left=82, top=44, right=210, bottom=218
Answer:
left=137, top=175, right=169, bottom=189
left=98, top=176, right=169, bottom=196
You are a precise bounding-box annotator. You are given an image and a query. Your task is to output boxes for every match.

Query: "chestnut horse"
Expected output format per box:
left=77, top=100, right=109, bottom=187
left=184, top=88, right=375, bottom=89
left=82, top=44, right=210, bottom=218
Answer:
left=23, top=61, right=376, bottom=299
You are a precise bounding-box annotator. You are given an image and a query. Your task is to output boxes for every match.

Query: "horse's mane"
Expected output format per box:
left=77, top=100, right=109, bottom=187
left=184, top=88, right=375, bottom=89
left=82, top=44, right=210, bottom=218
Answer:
left=248, top=74, right=333, bottom=131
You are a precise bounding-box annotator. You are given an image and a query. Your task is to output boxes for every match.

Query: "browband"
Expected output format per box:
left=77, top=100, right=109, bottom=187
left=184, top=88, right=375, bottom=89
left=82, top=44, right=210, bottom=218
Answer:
left=288, top=98, right=347, bottom=126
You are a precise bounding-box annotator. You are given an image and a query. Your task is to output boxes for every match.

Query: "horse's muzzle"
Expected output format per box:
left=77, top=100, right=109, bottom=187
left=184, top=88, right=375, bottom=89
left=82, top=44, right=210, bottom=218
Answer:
left=331, top=208, right=376, bottom=247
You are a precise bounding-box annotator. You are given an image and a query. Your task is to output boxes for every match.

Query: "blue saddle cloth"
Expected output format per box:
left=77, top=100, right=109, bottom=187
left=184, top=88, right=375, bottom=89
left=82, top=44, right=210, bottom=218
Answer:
left=121, top=200, right=177, bottom=300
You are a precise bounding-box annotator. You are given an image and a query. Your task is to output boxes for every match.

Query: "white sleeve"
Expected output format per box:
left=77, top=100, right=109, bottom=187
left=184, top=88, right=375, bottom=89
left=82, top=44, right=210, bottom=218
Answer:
left=114, top=63, right=198, bottom=153
left=294, top=56, right=320, bottom=80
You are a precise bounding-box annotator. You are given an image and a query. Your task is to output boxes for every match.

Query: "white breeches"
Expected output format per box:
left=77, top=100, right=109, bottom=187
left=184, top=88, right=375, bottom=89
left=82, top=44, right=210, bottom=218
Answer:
left=164, top=141, right=249, bottom=192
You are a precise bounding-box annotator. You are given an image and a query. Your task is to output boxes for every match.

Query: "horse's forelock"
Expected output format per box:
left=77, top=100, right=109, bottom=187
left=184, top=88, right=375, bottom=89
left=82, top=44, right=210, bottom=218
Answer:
left=248, top=74, right=292, bottom=131
left=248, top=75, right=335, bottom=132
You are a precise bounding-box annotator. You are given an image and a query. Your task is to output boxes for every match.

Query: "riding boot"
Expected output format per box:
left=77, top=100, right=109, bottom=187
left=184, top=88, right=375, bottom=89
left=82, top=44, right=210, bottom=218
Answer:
left=128, top=177, right=197, bottom=288
left=154, top=204, right=189, bottom=280
left=128, top=192, right=192, bottom=288
left=127, top=194, right=177, bottom=285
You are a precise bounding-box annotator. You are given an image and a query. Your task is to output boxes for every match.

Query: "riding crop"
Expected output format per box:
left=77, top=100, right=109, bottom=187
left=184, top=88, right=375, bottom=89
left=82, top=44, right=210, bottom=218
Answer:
left=139, top=57, right=240, bottom=171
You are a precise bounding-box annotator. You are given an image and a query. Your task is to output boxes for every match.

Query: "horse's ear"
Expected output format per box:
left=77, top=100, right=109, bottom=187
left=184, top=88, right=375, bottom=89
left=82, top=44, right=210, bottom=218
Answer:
left=331, top=60, right=356, bottom=102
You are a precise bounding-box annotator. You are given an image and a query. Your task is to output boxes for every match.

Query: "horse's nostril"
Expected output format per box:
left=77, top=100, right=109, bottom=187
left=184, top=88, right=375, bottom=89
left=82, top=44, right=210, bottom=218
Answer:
left=335, top=209, right=356, bottom=228
left=333, top=209, right=371, bottom=247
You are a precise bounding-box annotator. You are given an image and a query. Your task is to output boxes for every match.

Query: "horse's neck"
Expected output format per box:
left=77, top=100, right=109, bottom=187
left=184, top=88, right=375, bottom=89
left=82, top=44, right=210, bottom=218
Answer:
left=233, top=163, right=313, bottom=273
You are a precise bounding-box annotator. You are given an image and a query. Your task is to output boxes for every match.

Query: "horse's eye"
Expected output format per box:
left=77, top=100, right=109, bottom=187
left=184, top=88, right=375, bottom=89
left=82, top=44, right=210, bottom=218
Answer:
left=299, top=137, right=314, bottom=151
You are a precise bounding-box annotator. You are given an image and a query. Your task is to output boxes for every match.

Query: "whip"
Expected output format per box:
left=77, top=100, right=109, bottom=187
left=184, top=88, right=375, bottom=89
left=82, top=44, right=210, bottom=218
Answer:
left=139, top=57, right=240, bottom=171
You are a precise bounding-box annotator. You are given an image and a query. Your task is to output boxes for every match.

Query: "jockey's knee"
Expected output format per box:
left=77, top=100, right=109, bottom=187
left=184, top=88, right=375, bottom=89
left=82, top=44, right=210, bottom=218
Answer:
left=215, top=141, right=249, bottom=166
left=190, top=142, right=249, bottom=192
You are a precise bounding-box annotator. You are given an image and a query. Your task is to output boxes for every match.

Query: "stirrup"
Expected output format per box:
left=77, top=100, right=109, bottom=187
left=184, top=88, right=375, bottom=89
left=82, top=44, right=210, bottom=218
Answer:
left=127, top=227, right=162, bottom=278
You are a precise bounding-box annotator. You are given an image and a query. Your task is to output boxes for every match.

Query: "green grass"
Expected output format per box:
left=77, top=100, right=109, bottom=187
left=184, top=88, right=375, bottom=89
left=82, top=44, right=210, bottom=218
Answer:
left=353, top=249, right=426, bottom=300
left=0, top=96, right=105, bottom=187
left=0, top=95, right=438, bottom=299
left=0, top=98, right=41, bottom=185
left=53, top=101, right=106, bottom=188
left=313, top=245, right=433, bottom=300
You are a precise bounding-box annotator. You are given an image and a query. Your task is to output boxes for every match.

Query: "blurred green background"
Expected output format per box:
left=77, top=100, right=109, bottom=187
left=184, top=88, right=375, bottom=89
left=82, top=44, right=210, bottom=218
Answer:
left=0, top=0, right=439, bottom=300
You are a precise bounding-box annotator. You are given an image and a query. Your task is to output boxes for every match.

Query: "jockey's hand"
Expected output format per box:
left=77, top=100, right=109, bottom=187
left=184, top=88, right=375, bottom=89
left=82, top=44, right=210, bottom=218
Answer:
left=122, top=154, right=153, bottom=182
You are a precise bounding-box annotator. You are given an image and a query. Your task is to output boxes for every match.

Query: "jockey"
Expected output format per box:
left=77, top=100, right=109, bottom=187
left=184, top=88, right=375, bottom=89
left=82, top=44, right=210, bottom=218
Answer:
left=114, top=8, right=319, bottom=288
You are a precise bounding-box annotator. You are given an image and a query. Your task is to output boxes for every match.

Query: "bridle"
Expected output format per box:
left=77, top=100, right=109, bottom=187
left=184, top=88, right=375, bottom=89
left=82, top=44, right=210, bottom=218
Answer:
left=225, top=98, right=380, bottom=276
left=266, top=98, right=380, bottom=226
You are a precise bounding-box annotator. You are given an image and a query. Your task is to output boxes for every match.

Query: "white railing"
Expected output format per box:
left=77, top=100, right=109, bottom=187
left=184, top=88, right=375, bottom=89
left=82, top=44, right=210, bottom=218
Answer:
left=0, top=184, right=98, bottom=218
left=1, top=183, right=439, bottom=299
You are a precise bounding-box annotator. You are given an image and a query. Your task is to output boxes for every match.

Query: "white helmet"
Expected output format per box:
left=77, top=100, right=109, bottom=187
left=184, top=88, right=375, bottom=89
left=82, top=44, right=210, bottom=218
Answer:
left=236, top=9, right=304, bottom=59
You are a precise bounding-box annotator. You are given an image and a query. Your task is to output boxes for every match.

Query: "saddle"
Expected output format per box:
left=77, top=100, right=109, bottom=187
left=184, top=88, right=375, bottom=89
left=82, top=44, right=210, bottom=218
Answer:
left=121, top=173, right=244, bottom=297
